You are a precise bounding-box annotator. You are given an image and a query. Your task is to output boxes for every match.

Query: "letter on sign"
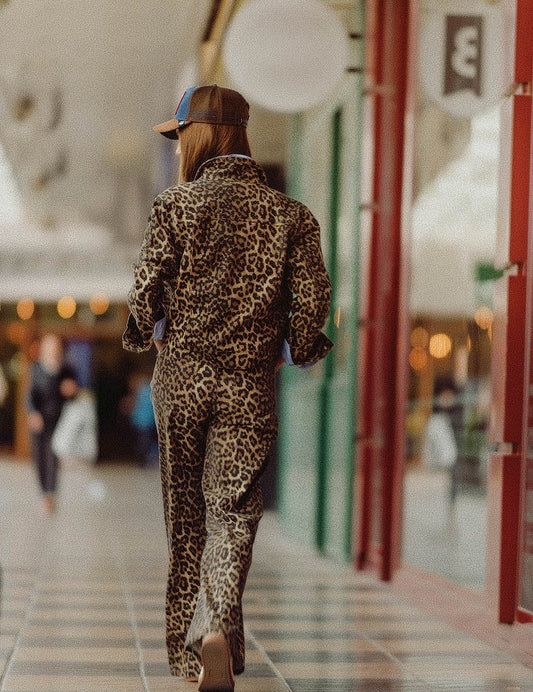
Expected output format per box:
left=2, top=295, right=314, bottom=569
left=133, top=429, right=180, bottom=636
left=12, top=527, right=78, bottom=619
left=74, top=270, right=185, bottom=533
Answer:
left=444, top=15, right=482, bottom=97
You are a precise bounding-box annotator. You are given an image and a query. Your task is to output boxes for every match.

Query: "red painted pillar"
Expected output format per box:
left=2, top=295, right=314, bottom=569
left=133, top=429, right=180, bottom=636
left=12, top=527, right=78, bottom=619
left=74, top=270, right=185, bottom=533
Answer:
left=488, top=0, right=533, bottom=623
left=355, top=0, right=412, bottom=580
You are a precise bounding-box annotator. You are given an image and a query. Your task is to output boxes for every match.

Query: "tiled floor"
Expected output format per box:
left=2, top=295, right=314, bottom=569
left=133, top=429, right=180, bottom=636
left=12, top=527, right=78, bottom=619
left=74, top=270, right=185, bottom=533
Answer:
left=1, top=458, right=532, bottom=692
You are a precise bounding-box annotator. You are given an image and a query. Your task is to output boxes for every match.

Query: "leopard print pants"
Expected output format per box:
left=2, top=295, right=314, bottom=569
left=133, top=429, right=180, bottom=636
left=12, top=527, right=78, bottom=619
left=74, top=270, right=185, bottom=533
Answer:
left=150, top=346, right=277, bottom=678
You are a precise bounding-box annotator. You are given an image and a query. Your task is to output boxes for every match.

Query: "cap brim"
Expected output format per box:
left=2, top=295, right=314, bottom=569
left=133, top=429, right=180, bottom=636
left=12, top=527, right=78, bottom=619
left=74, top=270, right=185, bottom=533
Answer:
left=152, top=119, right=179, bottom=139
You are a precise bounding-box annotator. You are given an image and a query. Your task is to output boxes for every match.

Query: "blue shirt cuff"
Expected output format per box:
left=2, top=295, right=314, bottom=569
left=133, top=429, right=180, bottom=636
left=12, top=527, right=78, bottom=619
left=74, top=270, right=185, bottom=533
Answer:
left=282, top=339, right=294, bottom=365
left=282, top=339, right=313, bottom=369
left=153, top=317, right=166, bottom=341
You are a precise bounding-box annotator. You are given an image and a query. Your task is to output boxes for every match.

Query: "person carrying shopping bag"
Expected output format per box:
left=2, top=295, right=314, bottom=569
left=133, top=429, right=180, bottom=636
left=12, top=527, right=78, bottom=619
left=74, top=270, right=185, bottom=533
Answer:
left=27, top=333, right=77, bottom=514
left=51, top=374, right=98, bottom=467
left=122, top=84, right=332, bottom=692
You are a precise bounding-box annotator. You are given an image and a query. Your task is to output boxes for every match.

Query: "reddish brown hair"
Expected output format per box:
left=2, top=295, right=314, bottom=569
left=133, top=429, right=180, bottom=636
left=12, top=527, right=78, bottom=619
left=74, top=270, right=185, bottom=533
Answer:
left=178, top=122, right=252, bottom=183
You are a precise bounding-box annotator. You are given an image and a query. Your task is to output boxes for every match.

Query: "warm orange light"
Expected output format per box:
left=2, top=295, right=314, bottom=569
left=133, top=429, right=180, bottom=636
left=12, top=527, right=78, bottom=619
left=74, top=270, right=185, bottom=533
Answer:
left=6, top=322, right=25, bottom=345
left=89, top=292, right=110, bottom=316
left=474, top=306, right=494, bottom=330
left=57, top=296, right=76, bottom=319
left=429, top=333, right=452, bottom=359
left=410, top=326, right=429, bottom=349
left=409, top=347, right=429, bottom=372
left=17, top=298, right=35, bottom=320
left=467, top=335, right=472, bottom=352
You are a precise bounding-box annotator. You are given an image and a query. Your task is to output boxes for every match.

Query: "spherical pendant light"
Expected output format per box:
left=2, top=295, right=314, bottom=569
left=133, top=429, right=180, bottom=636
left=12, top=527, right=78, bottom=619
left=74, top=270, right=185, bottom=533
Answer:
left=223, top=0, right=349, bottom=113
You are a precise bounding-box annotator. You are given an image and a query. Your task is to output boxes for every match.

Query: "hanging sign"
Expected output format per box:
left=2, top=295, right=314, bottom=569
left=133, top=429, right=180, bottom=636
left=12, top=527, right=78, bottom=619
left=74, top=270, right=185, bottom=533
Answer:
left=420, top=0, right=506, bottom=117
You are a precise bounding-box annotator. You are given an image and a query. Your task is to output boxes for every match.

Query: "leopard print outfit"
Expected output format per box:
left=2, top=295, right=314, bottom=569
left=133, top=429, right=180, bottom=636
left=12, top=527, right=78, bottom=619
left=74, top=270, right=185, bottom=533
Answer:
left=123, top=155, right=332, bottom=678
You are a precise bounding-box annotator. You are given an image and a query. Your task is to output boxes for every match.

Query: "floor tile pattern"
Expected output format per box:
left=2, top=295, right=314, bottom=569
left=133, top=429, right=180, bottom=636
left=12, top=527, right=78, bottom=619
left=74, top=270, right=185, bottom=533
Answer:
left=1, top=460, right=532, bottom=691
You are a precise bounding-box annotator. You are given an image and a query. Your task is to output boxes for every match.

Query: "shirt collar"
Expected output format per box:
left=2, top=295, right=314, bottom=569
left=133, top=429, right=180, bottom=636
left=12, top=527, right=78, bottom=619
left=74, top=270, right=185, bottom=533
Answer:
left=194, top=155, right=268, bottom=184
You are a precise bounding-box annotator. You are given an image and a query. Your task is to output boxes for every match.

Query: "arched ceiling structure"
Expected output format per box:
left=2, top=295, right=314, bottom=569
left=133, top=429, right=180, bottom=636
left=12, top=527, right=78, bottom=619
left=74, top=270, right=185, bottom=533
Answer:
left=0, top=0, right=211, bottom=300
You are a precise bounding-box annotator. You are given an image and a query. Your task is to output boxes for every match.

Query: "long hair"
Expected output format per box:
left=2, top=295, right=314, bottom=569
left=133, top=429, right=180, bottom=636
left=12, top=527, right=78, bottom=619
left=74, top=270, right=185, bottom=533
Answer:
left=178, top=122, right=252, bottom=183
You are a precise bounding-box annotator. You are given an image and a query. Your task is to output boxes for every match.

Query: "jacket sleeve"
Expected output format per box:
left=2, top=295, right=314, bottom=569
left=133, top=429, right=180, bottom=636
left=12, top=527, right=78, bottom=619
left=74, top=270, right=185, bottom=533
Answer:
left=122, top=196, right=179, bottom=353
left=285, top=204, right=334, bottom=366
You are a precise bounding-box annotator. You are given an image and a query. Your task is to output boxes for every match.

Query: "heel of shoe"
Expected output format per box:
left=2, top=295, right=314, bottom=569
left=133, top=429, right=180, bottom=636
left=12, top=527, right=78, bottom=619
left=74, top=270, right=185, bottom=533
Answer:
left=198, top=632, right=234, bottom=692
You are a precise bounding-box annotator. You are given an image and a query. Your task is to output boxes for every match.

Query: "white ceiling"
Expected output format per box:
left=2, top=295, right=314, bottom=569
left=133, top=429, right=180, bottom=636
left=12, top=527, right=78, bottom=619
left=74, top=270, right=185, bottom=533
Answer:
left=0, top=0, right=211, bottom=232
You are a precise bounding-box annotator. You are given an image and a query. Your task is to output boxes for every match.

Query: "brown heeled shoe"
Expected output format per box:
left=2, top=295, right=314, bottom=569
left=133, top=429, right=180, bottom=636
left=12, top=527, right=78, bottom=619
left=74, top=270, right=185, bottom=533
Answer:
left=198, top=632, right=234, bottom=692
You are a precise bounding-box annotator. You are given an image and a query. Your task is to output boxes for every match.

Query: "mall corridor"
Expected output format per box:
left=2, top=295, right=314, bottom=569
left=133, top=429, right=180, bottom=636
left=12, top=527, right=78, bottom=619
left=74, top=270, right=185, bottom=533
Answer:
left=0, top=459, right=532, bottom=692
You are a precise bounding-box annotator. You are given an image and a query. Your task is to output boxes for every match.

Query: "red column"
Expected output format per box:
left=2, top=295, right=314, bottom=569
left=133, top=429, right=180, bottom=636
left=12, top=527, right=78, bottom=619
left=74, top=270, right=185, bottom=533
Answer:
left=488, top=0, right=533, bottom=624
left=355, top=0, right=412, bottom=581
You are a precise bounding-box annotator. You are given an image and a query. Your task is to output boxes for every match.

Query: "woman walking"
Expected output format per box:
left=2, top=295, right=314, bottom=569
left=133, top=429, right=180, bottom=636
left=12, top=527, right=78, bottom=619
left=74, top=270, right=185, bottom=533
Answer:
left=27, top=333, right=76, bottom=513
left=123, top=84, right=332, bottom=691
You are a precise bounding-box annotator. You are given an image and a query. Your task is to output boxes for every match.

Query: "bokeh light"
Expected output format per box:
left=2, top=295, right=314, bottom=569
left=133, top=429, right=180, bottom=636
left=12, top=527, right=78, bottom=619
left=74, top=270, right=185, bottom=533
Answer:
left=57, top=296, right=77, bottom=319
left=429, top=333, right=452, bottom=359
left=16, top=298, right=35, bottom=320
left=89, top=292, right=110, bottom=316
left=409, top=347, right=429, bottom=372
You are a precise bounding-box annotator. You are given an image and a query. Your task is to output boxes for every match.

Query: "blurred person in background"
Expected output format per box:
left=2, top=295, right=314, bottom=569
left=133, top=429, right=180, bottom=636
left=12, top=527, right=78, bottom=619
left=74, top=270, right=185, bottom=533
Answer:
left=422, top=377, right=463, bottom=505
left=128, top=371, right=158, bottom=468
left=27, top=333, right=76, bottom=513
left=51, top=374, right=98, bottom=467
left=123, top=85, right=332, bottom=691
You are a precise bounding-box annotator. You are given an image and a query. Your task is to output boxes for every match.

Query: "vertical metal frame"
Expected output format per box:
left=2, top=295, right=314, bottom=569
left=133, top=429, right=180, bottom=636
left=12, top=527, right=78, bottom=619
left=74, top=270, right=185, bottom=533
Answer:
left=316, top=108, right=342, bottom=551
left=355, top=0, right=383, bottom=573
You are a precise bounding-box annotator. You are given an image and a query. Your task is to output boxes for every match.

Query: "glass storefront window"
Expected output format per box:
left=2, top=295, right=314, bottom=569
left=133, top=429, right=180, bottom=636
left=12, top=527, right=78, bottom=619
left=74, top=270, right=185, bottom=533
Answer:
left=403, top=100, right=501, bottom=590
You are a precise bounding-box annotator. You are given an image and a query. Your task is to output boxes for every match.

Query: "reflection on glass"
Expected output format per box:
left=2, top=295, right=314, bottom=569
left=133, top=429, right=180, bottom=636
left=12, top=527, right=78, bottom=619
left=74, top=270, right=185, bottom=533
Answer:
left=403, top=105, right=500, bottom=591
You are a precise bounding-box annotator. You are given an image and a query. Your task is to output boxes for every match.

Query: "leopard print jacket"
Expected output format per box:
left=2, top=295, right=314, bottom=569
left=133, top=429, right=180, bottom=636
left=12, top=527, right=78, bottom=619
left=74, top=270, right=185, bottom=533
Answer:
left=122, top=156, right=333, bottom=370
